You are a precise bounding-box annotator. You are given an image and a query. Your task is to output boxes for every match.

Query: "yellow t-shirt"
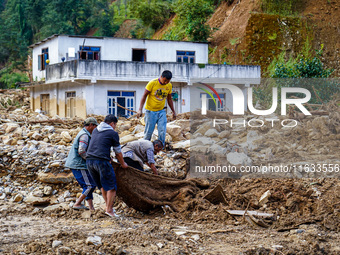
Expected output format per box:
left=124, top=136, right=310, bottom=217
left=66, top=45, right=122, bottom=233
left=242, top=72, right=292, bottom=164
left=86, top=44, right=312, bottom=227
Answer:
left=145, top=78, right=172, bottom=111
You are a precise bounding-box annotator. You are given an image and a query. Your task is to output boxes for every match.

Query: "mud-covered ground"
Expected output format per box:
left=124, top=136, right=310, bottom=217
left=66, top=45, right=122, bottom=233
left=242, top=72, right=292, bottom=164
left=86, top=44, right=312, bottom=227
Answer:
left=1, top=177, right=339, bottom=255
left=0, top=89, right=339, bottom=254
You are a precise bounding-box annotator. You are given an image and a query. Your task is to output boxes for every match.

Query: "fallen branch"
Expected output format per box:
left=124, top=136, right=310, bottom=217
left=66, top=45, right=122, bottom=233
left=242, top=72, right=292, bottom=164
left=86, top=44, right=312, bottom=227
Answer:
left=312, top=85, right=324, bottom=104
left=309, top=110, right=329, bottom=115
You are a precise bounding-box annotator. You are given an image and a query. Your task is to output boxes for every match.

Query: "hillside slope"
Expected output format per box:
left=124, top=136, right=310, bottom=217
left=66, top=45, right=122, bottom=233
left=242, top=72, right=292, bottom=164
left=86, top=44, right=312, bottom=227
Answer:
left=207, top=0, right=340, bottom=76
left=153, top=0, right=339, bottom=77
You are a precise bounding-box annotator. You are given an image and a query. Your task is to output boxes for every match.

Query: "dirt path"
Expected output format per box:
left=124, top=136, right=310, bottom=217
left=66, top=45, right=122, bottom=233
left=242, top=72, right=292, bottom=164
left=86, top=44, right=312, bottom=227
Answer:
left=1, top=199, right=339, bottom=255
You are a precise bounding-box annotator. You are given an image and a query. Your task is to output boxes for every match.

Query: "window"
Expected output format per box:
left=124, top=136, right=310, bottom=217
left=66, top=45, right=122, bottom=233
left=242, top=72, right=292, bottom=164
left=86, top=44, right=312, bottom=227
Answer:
left=108, top=91, right=135, bottom=117
left=40, top=94, right=50, bottom=114
left=132, top=49, right=146, bottom=62
left=176, top=51, right=195, bottom=63
left=66, top=92, right=76, bottom=118
left=78, top=46, right=100, bottom=60
left=201, top=93, right=225, bottom=112
left=38, top=48, right=49, bottom=70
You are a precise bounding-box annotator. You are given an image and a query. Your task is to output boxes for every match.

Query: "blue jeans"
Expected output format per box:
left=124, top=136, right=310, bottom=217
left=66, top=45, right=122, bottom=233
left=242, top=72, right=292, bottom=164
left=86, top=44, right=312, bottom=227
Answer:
left=144, top=109, right=167, bottom=147
left=71, top=169, right=96, bottom=200
left=86, top=159, right=117, bottom=191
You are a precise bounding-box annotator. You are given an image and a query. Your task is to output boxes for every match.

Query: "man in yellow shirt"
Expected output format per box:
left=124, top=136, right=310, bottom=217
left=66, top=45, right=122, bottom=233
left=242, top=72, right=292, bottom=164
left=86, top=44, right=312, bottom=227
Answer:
left=137, top=70, right=176, bottom=147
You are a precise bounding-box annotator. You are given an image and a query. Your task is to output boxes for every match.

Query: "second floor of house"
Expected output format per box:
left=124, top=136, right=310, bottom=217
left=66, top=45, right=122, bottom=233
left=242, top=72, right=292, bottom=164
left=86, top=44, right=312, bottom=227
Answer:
left=29, top=34, right=210, bottom=82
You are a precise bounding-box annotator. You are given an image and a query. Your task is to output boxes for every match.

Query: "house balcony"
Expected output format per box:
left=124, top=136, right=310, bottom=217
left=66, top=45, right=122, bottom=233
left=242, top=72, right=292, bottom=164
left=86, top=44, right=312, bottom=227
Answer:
left=45, top=60, right=261, bottom=85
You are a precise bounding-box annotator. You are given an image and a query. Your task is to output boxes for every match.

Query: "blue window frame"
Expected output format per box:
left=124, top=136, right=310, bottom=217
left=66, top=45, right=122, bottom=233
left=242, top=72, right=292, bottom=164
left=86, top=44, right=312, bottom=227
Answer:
left=176, top=51, right=195, bottom=63
left=200, top=93, right=225, bottom=112
left=79, top=46, right=100, bottom=60
left=107, top=91, right=135, bottom=117
left=38, top=48, right=49, bottom=70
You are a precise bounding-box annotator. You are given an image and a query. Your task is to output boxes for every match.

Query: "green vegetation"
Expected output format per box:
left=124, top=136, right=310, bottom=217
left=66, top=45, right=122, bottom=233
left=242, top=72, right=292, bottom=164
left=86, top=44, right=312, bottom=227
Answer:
left=0, top=0, right=217, bottom=87
left=253, top=44, right=338, bottom=108
left=261, top=0, right=304, bottom=16
left=0, top=68, right=29, bottom=89
left=164, top=0, right=214, bottom=42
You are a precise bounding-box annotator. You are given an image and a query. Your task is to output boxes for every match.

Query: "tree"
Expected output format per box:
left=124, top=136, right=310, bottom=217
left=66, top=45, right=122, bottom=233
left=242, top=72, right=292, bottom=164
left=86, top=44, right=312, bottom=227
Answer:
left=175, top=0, right=213, bottom=41
left=136, top=0, right=170, bottom=30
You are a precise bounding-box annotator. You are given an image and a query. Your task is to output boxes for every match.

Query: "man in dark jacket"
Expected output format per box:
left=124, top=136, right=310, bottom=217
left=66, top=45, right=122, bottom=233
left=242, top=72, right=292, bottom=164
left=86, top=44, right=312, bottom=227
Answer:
left=65, top=117, right=98, bottom=210
left=86, top=114, right=128, bottom=218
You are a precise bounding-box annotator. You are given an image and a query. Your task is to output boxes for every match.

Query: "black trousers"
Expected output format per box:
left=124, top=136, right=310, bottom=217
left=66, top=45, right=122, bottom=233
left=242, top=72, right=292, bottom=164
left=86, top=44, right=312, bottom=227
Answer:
left=123, top=157, right=144, bottom=171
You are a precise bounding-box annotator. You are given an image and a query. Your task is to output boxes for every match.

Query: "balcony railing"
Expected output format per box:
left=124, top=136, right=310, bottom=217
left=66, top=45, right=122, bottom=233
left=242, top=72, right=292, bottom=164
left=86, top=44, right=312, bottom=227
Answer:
left=46, top=60, right=261, bottom=84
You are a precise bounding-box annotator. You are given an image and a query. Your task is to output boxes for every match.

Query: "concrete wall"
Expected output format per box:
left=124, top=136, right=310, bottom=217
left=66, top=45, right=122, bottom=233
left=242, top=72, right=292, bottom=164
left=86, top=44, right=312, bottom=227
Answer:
left=85, top=80, right=183, bottom=116
left=31, top=80, right=184, bottom=118
left=57, top=35, right=208, bottom=63
left=31, top=84, right=57, bottom=116
left=190, top=84, right=251, bottom=114
left=32, top=38, right=59, bottom=81
left=32, top=82, right=87, bottom=119
left=46, top=61, right=261, bottom=84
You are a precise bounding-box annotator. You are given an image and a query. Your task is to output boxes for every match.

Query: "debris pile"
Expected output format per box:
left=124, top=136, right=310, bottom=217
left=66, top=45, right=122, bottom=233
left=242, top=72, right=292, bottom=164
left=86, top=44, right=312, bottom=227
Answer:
left=0, top=89, right=339, bottom=231
left=0, top=89, right=29, bottom=111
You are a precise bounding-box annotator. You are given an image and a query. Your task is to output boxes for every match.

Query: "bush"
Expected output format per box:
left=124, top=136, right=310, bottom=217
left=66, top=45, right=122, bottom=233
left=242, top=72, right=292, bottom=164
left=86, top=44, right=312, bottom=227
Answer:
left=137, top=1, right=171, bottom=30
left=0, top=70, right=29, bottom=88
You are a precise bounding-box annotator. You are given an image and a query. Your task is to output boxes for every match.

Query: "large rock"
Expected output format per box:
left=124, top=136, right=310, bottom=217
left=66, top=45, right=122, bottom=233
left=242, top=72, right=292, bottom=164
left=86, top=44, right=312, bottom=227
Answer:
left=93, top=193, right=105, bottom=208
left=12, top=127, right=23, bottom=138
left=86, top=236, right=102, bottom=246
left=172, top=140, right=190, bottom=149
left=218, top=130, right=231, bottom=139
left=247, top=130, right=261, bottom=150
left=207, top=144, right=227, bottom=156
left=38, top=172, right=74, bottom=184
left=31, top=132, right=43, bottom=140
left=4, top=123, right=19, bottom=133
left=227, top=152, right=252, bottom=165
left=42, top=126, right=55, bottom=133
left=205, top=129, right=219, bottom=138
left=43, top=203, right=68, bottom=212
left=25, top=194, right=50, bottom=205
left=166, top=124, right=182, bottom=138
left=120, top=134, right=138, bottom=144
left=194, top=121, right=213, bottom=135
left=191, top=137, right=214, bottom=146
left=131, top=124, right=145, bottom=134
left=61, top=131, right=72, bottom=143
left=119, top=122, right=131, bottom=131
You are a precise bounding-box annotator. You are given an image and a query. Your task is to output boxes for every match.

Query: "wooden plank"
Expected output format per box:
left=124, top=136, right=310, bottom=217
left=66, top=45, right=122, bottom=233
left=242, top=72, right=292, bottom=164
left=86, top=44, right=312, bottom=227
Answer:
left=226, top=210, right=274, bottom=218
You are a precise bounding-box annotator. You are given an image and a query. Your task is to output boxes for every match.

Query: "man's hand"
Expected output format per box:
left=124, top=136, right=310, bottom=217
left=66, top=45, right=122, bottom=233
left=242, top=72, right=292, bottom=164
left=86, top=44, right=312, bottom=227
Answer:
left=150, top=163, right=158, bottom=175
left=121, top=162, right=129, bottom=169
left=172, top=112, right=177, bottom=120
left=136, top=110, right=142, bottom=118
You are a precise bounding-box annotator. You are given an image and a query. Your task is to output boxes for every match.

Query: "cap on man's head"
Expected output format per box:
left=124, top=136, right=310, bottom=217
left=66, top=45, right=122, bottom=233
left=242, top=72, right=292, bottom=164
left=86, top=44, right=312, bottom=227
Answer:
left=84, top=117, right=98, bottom=126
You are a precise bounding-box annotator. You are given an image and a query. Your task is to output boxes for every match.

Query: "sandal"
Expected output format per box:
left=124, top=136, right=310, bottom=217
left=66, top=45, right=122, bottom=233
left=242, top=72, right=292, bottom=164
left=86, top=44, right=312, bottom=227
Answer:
left=105, top=210, right=120, bottom=218
left=72, top=204, right=89, bottom=210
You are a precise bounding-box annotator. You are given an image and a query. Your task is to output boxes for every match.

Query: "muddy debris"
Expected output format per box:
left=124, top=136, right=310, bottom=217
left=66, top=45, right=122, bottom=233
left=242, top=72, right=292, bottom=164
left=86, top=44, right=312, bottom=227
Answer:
left=0, top=89, right=339, bottom=254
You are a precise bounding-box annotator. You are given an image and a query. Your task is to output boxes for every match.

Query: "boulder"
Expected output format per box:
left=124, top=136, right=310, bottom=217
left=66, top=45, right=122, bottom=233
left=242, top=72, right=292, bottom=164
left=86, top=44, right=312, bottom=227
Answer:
left=4, top=123, right=19, bottom=133
left=218, top=130, right=231, bottom=139
left=205, top=129, right=219, bottom=138
left=38, top=172, right=74, bottom=184
left=227, top=152, right=252, bottom=165
left=166, top=124, right=182, bottom=138
left=61, top=131, right=72, bottom=143
left=120, top=134, right=138, bottom=144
